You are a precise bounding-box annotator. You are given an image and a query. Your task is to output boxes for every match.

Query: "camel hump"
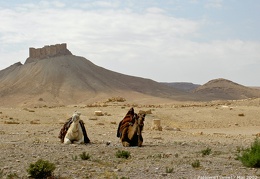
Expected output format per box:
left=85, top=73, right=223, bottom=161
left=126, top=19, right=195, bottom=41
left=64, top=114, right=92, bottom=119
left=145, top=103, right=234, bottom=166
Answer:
left=126, top=107, right=134, bottom=116
left=117, top=108, right=137, bottom=138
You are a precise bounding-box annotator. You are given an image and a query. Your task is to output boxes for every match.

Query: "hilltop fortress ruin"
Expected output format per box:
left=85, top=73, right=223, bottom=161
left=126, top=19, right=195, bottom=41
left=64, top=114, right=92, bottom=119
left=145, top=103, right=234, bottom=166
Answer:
left=25, top=43, right=72, bottom=64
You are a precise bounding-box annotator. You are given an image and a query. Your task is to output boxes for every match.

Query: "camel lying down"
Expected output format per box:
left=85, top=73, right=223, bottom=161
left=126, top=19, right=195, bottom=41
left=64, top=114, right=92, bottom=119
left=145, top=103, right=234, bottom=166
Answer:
left=117, top=108, right=146, bottom=147
left=58, top=112, right=90, bottom=144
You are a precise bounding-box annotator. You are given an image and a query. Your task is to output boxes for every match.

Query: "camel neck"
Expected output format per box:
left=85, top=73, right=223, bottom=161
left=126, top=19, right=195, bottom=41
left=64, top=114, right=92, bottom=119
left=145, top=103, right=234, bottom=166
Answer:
left=71, top=122, right=79, bottom=133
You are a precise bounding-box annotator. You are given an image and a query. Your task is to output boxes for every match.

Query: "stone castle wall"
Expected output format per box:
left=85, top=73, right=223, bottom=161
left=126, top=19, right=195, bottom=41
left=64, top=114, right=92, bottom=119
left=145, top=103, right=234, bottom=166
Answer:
left=29, top=43, right=72, bottom=59
left=25, top=43, right=72, bottom=64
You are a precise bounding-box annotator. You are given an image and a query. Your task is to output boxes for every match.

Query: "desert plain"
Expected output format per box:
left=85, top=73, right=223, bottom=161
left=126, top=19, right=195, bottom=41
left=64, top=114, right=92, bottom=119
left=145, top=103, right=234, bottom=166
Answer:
left=0, top=98, right=260, bottom=179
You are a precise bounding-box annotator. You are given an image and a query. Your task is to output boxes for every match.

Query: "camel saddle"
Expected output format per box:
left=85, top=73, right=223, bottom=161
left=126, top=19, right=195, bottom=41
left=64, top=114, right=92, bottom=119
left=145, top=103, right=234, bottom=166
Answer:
left=117, top=107, right=136, bottom=138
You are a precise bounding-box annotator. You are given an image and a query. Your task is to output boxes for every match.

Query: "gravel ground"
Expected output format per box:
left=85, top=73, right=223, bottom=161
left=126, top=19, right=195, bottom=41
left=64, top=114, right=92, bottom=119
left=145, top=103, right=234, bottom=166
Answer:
left=0, top=101, right=260, bottom=178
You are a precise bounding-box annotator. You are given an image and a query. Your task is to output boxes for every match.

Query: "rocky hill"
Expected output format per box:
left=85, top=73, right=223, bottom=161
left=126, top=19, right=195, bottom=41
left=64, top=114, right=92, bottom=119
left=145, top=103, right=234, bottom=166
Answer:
left=0, top=45, right=194, bottom=106
left=193, top=78, right=260, bottom=100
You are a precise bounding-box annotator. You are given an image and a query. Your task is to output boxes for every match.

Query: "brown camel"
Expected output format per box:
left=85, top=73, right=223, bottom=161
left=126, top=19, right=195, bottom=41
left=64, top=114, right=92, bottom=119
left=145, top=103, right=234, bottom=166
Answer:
left=116, top=107, right=136, bottom=138
left=119, top=111, right=146, bottom=147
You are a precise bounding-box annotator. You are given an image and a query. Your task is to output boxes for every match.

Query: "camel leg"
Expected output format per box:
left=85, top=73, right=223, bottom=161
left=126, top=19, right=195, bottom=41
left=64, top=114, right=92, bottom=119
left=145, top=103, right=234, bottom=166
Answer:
left=138, top=140, right=143, bottom=147
left=74, top=137, right=84, bottom=144
left=64, top=137, right=72, bottom=144
left=138, top=135, right=143, bottom=147
left=122, top=141, right=130, bottom=147
left=121, top=128, right=130, bottom=147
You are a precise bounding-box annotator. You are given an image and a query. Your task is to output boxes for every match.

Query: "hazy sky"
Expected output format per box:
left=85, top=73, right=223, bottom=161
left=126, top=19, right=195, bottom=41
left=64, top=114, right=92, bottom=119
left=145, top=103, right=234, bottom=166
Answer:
left=0, top=0, right=259, bottom=86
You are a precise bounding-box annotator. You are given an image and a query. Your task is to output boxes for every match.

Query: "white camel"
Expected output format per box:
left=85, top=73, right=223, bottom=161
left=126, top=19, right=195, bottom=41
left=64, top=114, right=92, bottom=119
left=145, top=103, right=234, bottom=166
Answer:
left=64, top=112, right=84, bottom=144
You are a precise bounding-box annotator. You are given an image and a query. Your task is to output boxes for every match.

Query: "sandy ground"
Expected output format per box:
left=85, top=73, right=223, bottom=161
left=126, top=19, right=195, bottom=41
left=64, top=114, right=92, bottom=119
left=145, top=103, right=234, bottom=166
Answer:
left=0, top=99, right=260, bottom=179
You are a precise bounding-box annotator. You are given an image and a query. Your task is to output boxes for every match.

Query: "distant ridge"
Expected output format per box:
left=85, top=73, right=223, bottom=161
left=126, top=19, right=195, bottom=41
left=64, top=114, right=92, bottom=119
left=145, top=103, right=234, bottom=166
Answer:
left=193, top=78, right=260, bottom=100
left=162, top=82, right=200, bottom=92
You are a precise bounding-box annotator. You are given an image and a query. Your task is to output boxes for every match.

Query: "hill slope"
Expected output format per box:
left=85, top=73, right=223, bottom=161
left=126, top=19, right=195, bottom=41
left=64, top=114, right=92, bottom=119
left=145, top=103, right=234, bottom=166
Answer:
left=193, top=78, right=260, bottom=100
left=0, top=55, right=191, bottom=106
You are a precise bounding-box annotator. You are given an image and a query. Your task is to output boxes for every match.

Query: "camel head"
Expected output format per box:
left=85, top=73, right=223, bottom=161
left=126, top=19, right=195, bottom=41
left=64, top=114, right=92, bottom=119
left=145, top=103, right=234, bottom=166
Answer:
left=72, top=111, right=81, bottom=122
left=137, top=113, right=145, bottom=126
left=137, top=113, right=145, bottom=134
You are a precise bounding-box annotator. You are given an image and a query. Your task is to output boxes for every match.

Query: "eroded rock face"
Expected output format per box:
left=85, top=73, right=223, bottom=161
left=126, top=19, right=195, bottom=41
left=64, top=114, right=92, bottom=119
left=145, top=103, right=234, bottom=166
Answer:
left=25, top=43, right=72, bottom=64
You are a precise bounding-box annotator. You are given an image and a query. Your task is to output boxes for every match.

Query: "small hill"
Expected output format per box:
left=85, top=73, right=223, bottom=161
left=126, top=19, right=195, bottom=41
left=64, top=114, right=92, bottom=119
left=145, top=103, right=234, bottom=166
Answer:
left=193, top=78, right=260, bottom=100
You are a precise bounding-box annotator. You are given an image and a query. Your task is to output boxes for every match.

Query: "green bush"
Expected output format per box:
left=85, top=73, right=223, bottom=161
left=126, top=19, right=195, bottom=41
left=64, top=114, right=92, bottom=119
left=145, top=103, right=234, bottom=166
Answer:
left=115, top=150, right=131, bottom=159
left=191, top=160, right=200, bottom=168
left=72, top=154, right=78, bottom=161
left=79, top=152, right=91, bottom=160
left=27, top=159, right=56, bottom=178
left=238, top=139, right=260, bottom=168
left=165, top=167, right=174, bottom=173
left=201, top=147, right=212, bottom=156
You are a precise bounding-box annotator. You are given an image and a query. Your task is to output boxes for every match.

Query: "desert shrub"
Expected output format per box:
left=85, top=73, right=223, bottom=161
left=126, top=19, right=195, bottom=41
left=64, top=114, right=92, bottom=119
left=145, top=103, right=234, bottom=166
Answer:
left=201, top=147, right=212, bottom=156
left=115, top=150, right=131, bottom=159
left=79, top=152, right=91, bottom=160
left=72, top=155, right=78, bottom=161
left=165, top=167, right=174, bottom=173
left=191, top=160, right=200, bottom=168
left=27, top=159, right=56, bottom=178
left=238, top=139, right=260, bottom=168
